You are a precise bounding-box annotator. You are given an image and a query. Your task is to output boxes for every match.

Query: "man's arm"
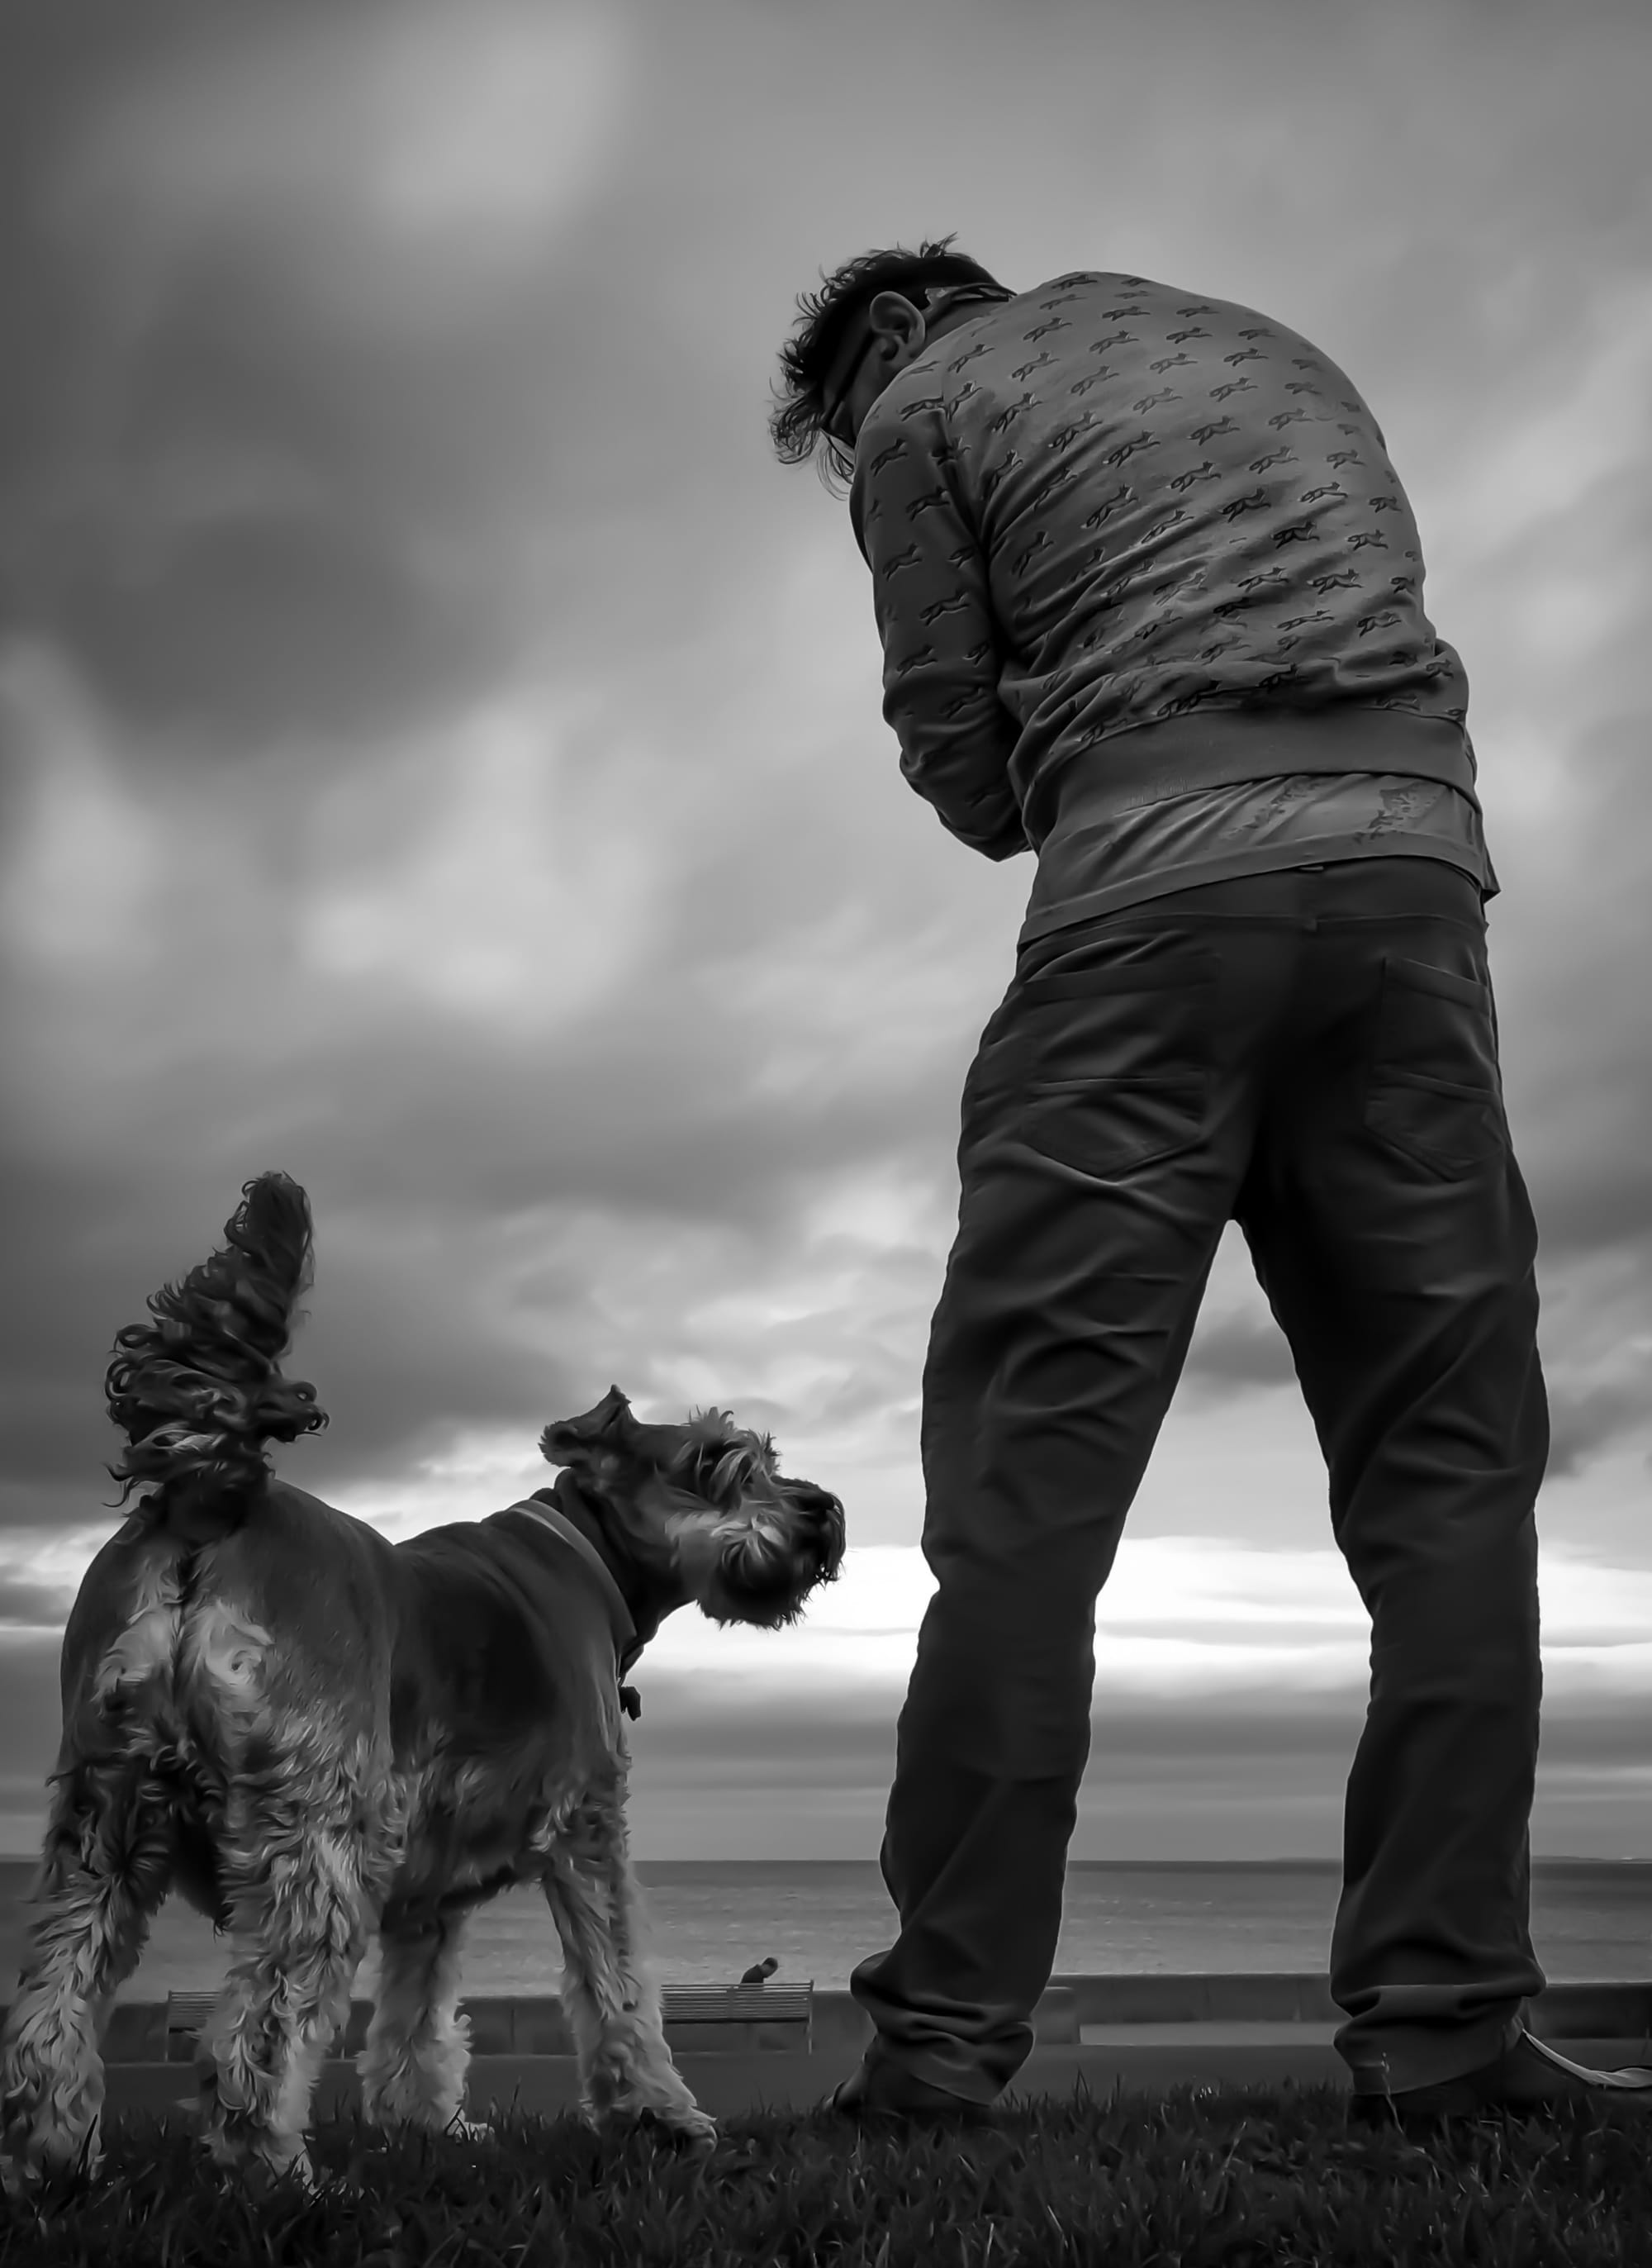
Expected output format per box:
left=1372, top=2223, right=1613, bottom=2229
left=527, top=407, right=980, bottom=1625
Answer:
left=850, top=391, right=1028, bottom=862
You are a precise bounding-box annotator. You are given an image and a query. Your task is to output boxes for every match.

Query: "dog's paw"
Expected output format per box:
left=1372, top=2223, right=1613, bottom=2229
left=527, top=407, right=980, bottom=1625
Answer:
left=584, top=2094, right=718, bottom=2160
left=708, top=2137, right=767, bottom=2175
left=0, top=2129, right=102, bottom=2197
left=445, top=2115, right=493, bottom=2144
left=279, top=2145, right=320, bottom=2195
left=644, top=2104, right=719, bottom=2160
left=202, top=2128, right=319, bottom=2194
left=679, top=2119, right=719, bottom=2163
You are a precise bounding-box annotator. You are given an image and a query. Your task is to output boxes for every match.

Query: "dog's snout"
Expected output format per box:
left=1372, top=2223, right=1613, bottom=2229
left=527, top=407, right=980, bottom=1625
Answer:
left=786, top=1480, right=847, bottom=1578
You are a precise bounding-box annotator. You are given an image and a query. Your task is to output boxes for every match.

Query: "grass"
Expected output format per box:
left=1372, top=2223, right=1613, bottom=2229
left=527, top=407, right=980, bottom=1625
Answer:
left=3, top=2079, right=1650, bottom=2267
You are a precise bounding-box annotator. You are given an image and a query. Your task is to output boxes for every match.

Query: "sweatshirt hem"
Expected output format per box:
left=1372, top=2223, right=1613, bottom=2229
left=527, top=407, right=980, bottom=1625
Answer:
left=1028, top=708, right=1477, bottom=847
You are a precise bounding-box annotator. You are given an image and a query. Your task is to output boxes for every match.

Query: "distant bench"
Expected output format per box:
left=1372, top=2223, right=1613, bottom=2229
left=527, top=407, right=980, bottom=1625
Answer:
left=165, top=1991, right=219, bottom=2061
left=164, top=1981, right=816, bottom=2060
left=660, top=1982, right=814, bottom=2052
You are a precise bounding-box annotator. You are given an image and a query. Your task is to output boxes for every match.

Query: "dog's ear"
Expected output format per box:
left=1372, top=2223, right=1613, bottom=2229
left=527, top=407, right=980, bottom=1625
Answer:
left=539, top=1385, right=683, bottom=1474
left=539, top=1384, right=632, bottom=1470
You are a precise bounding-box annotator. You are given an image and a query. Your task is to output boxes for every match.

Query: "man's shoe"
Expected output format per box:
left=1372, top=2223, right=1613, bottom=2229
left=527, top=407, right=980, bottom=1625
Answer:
left=1348, top=2026, right=1652, bottom=2130
left=819, top=2059, right=998, bottom=2128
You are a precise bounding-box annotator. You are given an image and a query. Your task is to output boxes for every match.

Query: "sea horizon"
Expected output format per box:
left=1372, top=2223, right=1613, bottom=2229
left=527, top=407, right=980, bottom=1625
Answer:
left=4, top=1854, right=1647, bottom=1996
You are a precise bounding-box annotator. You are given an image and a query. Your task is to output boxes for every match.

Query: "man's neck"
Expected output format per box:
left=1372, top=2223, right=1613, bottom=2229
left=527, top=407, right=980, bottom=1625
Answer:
left=922, top=297, right=1013, bottom=349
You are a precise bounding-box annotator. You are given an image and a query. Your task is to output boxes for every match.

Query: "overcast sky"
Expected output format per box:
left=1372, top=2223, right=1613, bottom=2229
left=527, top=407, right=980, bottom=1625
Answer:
left=2, top=0, right=1650, bottom=1864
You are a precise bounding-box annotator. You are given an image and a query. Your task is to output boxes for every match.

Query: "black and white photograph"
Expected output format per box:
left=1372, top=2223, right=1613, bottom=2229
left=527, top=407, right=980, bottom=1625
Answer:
left=1, top=0, right=1649, bottom=2256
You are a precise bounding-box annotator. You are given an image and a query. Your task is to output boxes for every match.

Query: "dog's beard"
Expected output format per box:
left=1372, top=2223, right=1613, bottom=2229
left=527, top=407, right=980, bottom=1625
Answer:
left=693, top=1483, right=845, bottom=1629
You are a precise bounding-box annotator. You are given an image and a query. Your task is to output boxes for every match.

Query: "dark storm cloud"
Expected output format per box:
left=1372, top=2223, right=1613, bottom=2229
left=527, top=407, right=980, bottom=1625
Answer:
left=0, top=11, right=472, bottom=748
left=0, top=958, right=966, bottom=1513
left=0, top=0, right=769, bottom=761
left=0, top=0, right=1649, bottom=1686
left=0, top=1169, right=573, bottom=1512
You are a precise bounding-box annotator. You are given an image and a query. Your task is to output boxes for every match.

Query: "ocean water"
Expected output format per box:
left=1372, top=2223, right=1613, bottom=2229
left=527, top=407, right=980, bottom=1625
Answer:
left=2, top=1859, right=1647, bottom=2000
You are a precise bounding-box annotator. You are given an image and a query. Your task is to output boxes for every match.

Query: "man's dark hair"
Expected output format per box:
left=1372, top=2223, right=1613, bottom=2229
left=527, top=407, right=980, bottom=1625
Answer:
left=770, top=235, right=1011, bottom=492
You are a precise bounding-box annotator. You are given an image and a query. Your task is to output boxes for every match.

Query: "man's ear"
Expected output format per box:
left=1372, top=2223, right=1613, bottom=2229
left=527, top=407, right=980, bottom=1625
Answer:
left=865, top=288, right=927, bottom=357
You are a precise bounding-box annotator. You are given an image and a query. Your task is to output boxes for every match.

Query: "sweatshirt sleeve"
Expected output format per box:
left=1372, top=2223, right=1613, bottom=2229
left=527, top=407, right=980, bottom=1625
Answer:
left=849, top=388, right=1029, bottom=863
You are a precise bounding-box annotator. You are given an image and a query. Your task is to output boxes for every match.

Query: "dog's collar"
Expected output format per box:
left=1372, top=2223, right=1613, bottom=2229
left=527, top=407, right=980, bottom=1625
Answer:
left=503, top=1497, right=640, bottom=1676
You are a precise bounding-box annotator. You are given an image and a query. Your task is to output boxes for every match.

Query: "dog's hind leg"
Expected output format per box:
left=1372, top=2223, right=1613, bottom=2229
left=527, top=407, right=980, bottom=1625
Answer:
left=542, top=1764, right=716, bottom=2155
left=357, top=1905, right=477, bottom=2135
left=0, top=1733, right=174, bottom=2185
left=197, top=1728, right=388, bottom=2189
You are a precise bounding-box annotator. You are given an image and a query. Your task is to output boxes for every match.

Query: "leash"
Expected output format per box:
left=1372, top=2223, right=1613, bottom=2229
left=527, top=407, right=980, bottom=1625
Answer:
left=504, top=1497, right=644, bottom=1719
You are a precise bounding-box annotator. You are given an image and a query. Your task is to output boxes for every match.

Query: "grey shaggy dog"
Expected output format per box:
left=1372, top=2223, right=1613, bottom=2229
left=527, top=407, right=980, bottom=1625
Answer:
left=0, top=1173, right=846, bottom=2191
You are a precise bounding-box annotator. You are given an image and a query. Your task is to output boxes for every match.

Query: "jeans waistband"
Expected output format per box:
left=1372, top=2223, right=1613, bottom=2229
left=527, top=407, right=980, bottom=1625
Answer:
left=1017, top=855, right=1486, bottom=981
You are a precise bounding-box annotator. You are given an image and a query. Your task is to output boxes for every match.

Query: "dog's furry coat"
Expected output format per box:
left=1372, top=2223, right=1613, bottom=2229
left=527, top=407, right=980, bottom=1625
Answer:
left=0, top=1174, right=845, bottom=2188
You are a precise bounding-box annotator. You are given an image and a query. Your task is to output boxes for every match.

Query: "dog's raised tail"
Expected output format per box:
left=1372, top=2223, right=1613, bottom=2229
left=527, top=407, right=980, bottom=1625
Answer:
left=103, top=1172, right=329, bottom=1541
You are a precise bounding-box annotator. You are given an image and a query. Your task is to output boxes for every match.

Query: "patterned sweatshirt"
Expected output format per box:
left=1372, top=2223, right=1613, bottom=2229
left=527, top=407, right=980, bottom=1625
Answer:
left=848, top=271, right=1491, bottom=940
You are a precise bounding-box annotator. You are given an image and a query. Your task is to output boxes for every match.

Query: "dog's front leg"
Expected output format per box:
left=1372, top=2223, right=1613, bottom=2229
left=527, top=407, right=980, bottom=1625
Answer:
left=542, top=1766, right=716, bottom=2156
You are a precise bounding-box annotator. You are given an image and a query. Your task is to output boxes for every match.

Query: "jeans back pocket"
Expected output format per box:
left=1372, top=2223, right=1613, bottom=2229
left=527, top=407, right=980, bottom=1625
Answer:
left=1361, top=954, right=1506, bottom=1177
left=967, top=952, right=1218, bottom=1177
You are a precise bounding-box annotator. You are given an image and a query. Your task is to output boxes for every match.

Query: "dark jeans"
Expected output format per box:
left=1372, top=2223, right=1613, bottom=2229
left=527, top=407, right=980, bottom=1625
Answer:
left=849, top=856, right=1548, bottom=2103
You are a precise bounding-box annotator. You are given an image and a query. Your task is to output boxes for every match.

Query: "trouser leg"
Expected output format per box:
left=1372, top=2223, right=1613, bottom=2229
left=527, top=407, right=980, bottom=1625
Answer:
left=850, top=919, right=1273, bottom=2100
left=1235, top=858, right=1548, bottom=2094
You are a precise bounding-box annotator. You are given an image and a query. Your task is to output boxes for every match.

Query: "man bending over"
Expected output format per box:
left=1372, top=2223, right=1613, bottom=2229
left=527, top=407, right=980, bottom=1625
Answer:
left=770, top=241, right=1652, bottom=2130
